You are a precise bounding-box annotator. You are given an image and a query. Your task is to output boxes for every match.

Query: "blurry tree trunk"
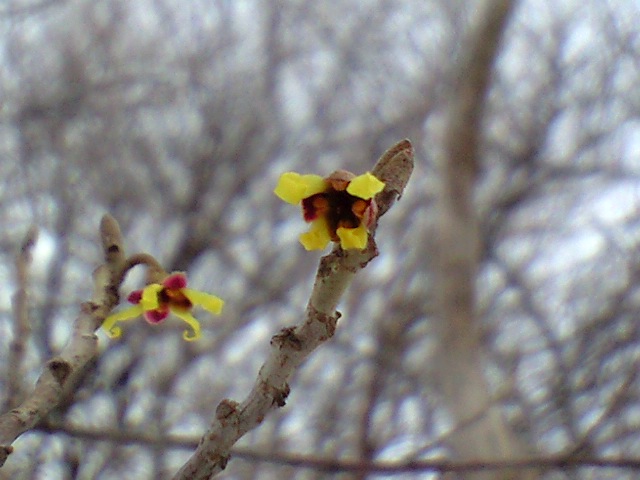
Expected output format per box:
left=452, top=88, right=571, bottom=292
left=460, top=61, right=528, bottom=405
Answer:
left=434, top=1, right=539, bottom=479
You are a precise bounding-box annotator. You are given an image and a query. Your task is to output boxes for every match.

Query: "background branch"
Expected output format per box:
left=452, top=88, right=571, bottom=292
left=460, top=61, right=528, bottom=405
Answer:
left=4, top=227, right=38, bottom=412
left=433, top=1, right=538, bottom=479
left=37, top=420, right=640, bottom=476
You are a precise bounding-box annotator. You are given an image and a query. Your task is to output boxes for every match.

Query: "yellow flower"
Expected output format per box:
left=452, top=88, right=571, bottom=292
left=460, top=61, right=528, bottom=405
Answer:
left=102, top=273, right=224, bottom=341
left=274, top=170, right=385, bottom=250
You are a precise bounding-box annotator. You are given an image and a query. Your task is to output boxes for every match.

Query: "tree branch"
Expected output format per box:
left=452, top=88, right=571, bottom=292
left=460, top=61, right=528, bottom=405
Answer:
left=5, top=227, right=38, bottom=412
left=433, top=1, right=537, bottom=479
left=0, top=214, right=127, bottom=468
left=172, top=139, right=414, bottom=480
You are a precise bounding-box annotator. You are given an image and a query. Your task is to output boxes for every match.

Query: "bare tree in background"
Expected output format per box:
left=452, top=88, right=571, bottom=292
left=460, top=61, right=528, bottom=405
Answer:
left=0, top=0, right=639, bottom=479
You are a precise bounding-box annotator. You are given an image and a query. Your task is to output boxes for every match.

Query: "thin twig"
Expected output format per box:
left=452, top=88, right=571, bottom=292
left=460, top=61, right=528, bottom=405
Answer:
left=172, top=139, right=414, bottom=480
left=5, top=227, right=38, bottom=411
left=0, top=214, right=127, bottom=468
left=36, top=420, right=640, bottom=475
left=119, top=252, right=167, bottom=284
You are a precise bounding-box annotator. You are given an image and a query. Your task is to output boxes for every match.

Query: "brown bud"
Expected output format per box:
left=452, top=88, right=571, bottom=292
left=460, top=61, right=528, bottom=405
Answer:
left=326, top=170, right=355, bottom=191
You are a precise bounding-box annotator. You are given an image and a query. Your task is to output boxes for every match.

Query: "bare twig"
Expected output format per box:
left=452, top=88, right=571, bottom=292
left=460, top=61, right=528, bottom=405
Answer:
left=36, top=420, right=640, bottom=476
left=5, top=227, right=39, bottom=411
left=172, top=139, right=414, bottom=480
left=229, top=453, right=640, bottom=475
left=0, top=214, right=127, bottom=468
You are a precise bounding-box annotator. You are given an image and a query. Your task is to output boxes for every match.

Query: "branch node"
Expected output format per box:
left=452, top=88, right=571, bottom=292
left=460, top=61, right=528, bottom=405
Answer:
left=270, top=383, right=290, bottom=408
left=7, top=410, right=26, bottom=428
left=47, top=358, right=72, bottom=387
left=317, top=254, right=336, bottom=278
left=271, top=327, right=303, bottom=351
left=215, top=399, right=240, bottom=424
left=305, top=305, right=340, bottom=340
left=0, top=445, right=14, bottom=465
left=358, top=241, right=379, bottom=269
left=80, top=301, right=99, bottom=314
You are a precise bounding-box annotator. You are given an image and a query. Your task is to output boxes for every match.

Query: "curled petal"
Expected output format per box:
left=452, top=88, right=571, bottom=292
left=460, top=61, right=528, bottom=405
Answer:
left=102, top=305, right=145, bottom=338
left=346, top=172, right=385, bottom=200
left=106, top=325, right=122, bottom=339
left=337, top=224, right=368, bottom=250
left=140, top=284, right=163, bottom=310
left=171, top=309, right=202, bottom=341
left=299, top=218, right=332, bottom=251
left=274, top=172, right=326, bottom=205
left=163, top=273, right=187, bottom=290
left=183, top=288, right=224, bottom=315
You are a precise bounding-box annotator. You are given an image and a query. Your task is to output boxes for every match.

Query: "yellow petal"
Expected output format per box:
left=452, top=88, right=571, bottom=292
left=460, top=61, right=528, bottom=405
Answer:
left=171, top=309, right=201, bottom=341
left=299, top=218, right=332, bottom=250
left=182, top=288, right=224, bottom=315
left=337, top=224, right=368, bottom=250
left=274, top=172, right=326, bottom=204
left=102, top=305, right=145, bottom=339
left=140, top=284, right=163, bottom=310
left=346, top=172, right=385, bottom=200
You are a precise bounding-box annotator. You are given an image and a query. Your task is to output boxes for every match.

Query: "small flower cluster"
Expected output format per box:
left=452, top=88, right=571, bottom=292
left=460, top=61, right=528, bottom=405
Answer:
left=102, top=168, right=385, bottom=340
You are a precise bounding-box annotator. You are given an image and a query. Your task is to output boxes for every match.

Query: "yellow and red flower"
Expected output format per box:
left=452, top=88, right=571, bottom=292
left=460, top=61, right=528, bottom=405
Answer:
left=274, top=170, right=385, bottom=250
left=102, top=272, right=224, bottom=341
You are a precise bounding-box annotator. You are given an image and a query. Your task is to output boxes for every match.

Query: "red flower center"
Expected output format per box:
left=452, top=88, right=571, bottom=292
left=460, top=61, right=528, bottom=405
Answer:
left=159, top=288, right=193, bottom=312
left=302, top=190, right=370, bottom=241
